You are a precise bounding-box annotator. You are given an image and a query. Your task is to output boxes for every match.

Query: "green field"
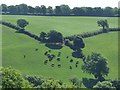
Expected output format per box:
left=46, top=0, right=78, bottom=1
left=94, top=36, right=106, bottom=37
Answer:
left=1, top=15, right=119, bottom=84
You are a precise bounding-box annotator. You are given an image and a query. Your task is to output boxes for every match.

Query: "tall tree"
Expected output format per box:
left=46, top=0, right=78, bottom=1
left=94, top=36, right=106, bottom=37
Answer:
left=18, top=4, right=28, bottom=14
left=55, top=6, right=62, bottom=15
left=47, top=6, right=54, bottom=15
left=41, top=5, right=46, bottom=15
left=1, top=4, right=8, bottom=14
left=60, top=5, right=71, bottom=15
left=82, top=53, right=109, bottom=81
left=28, top=6, right=35, bottom=14
left=8, top=5, right=17, bottom=14
left=35, top=6, right=42, bottom=14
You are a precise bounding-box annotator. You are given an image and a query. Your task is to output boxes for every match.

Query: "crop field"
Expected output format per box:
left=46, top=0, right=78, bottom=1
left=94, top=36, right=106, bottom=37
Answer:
left=1, top=15, right=119, bottom=85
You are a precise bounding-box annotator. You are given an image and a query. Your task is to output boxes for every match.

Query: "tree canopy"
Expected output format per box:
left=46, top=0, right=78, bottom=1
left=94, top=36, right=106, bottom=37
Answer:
left=1, top=4, right=119, bottom=16
left=82, top=52, right=109, bottom=81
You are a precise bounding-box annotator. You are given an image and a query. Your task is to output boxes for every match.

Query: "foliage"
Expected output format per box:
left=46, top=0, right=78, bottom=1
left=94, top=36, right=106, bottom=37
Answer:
left=69, top=77, right=82, bottom=88
left=17, top=19, right=29, bottom=29
left=47, top=30, right=63, bottom=43
left=24, top=75, right=44, bottom=87
left=1, top=4, right=119, bottom=16
left=111, top=80, right=120, bottom=90
left=41, top=79, right=63, bottom=88
left=1, top=67, right=32, bottom=88
left=73, top=36, right=85, bottom=50
left=82, top=52, right=109, bottom=81
left=97, top=19, right=109, bottom=32
left=93, top=81, right=115, bottom=89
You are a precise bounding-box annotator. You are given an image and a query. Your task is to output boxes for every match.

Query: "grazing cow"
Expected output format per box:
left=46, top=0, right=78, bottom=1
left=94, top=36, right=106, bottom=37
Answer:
left=66, top=56, right=69, bottom=59
left=57, top=52, right=61, bottom=57
left=44, top=51, right=48, bottom=55
left=44, top=60, right=48, bottom=65
left=58, top=64, right=61, bottom=68
left=24, top=55, right=26, bottom=58
left=48, top=50, right=51, bottom=52
left=57, top=58, right=60, bottom=61
left=51, top=54, right=55, bottom=58
left=76, top=61, right=79, bottom=64
left=51, top=64, right=54, bottom=67
left=69, top=66, right=72, bottom=69
left=70, top=59, right=73, bottom=63
left=35, top=48, right=38, bottom=51
left=75, top=64, right=78, bottom=68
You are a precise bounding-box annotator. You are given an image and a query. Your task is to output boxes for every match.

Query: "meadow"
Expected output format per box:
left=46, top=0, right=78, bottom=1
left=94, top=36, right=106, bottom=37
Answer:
left=1, top=15, right=119, bottom=85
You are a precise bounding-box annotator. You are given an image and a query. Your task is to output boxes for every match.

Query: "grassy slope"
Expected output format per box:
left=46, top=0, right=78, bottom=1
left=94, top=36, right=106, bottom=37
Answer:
left=2, top=15, right=119, bottom=83
left=2, top=15, right=118, bottom=36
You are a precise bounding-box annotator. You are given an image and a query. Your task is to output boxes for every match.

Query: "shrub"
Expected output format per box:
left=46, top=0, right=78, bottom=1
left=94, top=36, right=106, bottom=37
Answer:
left=1, top=67, right=32, bottom=88
left=17, top=19, right=29, bottom=29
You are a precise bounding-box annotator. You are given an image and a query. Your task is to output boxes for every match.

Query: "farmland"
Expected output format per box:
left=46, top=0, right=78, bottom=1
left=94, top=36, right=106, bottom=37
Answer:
left=1, top=15, right=119, bottom=84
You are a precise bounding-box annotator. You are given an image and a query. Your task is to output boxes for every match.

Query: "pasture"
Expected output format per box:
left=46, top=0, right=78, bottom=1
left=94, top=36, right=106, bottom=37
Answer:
left=1, top=15, right=119, bottom=84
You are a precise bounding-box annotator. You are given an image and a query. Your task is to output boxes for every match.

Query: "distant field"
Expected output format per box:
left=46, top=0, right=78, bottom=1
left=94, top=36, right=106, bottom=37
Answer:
left=2, top=15, right=118, bottom=36
left=1, top=15, right=119, bottom=84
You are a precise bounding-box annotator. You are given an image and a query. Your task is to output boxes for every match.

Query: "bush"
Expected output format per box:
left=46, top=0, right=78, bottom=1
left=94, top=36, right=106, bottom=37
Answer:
left=17, top=19, right=29, bottom=29
left=24, top=75, right=44, bottom=87
left=1, top=67, right=32, bottom=88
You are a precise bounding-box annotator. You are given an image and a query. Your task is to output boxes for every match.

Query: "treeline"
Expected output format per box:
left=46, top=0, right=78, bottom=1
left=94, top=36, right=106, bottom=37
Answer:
left=1, top=4, right=120, bottom=17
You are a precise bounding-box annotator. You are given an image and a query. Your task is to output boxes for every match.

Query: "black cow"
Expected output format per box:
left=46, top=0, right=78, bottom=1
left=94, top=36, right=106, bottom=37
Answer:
left=70, top=59, right=73, bottom=63
left=58, top=64, right=61, bottom=68
left=44, top=60, right=48, bottom=65
left=51, top=64, right=54, bottom=67
left=57, top=58, right=60, bottom=61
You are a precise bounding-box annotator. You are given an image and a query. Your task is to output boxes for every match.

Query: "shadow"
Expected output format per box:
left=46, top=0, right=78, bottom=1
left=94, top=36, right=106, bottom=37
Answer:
left=45, top=43, right=63, bottom=49
left=72, top=50, right=84, bottom=58
left=82, top=78, right=99, bottom=88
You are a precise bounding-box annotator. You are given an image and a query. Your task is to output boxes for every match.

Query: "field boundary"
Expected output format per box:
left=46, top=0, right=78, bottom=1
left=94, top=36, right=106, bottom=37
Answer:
left=0, top=20, right=120, bottom=42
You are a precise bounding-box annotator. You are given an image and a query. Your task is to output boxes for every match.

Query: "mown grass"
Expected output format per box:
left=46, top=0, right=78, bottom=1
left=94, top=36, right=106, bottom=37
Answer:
left=1, top=15, right=119, bottom=84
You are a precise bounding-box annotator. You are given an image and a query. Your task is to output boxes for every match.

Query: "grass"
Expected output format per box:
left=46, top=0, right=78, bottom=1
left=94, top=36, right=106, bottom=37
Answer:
left=2, top=15, right=118, bottom=36
left=1, top=15, right=119, bottom=84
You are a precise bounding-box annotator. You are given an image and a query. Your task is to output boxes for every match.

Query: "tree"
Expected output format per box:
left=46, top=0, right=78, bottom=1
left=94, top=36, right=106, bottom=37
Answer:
left=97, top=19, right=109, bottom=32
left=1, top=67, right=32, bottom=88
left=47, top=6, right=54, bottom=15
left=55, top=6, right=62, bottom=15
left=18, top=4, right=28, bottom=14
left=93, top=81, right=115, bottom=89
left=8, top=5, right=17, bottom=14
left=60, top=5, right=71, bottom=15
left=17, top=19, right=29, bottom=29
left=35, top=6, right=42, bottom=14
left=82, top=53, right=109, bottom=81
left=41, top=5, right=46, bottom=15
left=40, top=32, right=47, bottom=42
left=47, top=30, right=63, bottom=43
left=1, top=4, right=8, bottom=14
left=73, top=36, right=85, bottom=51
left=28, top=6, right=35, bottom=14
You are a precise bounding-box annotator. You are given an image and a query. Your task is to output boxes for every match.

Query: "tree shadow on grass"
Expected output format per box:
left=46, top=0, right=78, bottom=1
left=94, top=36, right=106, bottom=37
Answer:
left=82, top=78, right=99, bottom=88
left=45, top=43, right=63, bottom=50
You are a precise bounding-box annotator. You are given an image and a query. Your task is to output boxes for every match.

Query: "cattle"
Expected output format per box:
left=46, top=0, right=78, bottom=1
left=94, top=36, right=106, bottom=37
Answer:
left=76, top=61, right=79, bottom=64
left=57, top=58, right=60, bottom=61
left=44, top=51, right=48, bottom=55
left=58, top=64, right=61, bottom=68
left=48, top=50, right=51, bottom=52
left=66, top=56, right=69, bottom=59
left=51, top=64, right=54, bottom=67
left=75, top=64, right=78, bottom=68
left=24, top=55, right=26, bottom=58
left=70, top=59, right=73, bottom=63
left=69, top=66, right=72, bottom=69
left=44, top=60, right=48, bottom=65
left=57, top=52, right=61, bottom=57
left=35, top=48, right=38, bottom=51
